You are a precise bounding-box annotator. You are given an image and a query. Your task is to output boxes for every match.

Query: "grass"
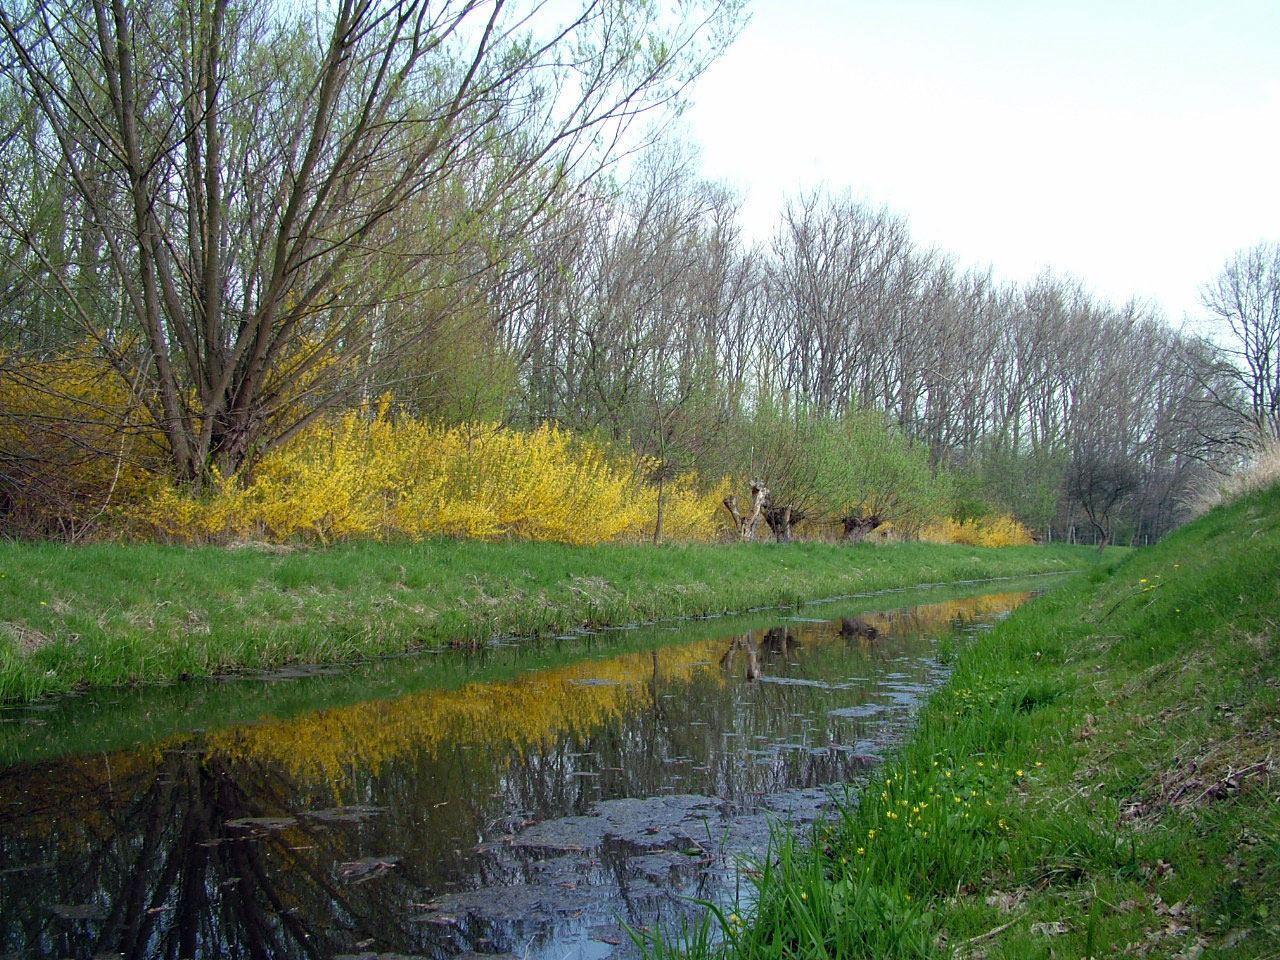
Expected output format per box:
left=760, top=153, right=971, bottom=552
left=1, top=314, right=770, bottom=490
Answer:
left=640, top=484, right=1280, bottom=959
left=0, top=538, right=1094, bottom=703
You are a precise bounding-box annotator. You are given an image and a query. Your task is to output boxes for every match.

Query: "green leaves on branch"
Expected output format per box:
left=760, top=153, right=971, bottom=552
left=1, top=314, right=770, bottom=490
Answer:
left=732, top=401, right=952, bottom=537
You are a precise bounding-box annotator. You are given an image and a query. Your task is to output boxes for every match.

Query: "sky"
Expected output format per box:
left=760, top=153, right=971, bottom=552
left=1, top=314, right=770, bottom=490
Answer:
left=677, top=0, right=1280, bottom=328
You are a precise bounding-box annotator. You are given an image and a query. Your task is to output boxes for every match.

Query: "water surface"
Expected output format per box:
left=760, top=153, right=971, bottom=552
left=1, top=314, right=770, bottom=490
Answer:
left=0, top=583, right=1044, bottom=960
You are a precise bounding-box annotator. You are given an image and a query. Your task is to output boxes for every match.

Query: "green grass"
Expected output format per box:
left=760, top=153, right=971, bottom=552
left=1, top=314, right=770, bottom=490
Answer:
left=0, top=538, right=1094, bottom=703
left=640, top=486, right=1280, bottom=959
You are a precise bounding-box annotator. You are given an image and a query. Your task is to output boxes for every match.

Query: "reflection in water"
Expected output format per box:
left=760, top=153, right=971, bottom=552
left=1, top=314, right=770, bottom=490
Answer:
left=0, top=591, right=1032, bottom=960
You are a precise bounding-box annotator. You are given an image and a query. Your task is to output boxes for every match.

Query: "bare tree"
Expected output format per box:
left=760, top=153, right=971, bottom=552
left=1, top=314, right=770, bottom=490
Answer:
left=1066, top=445, right=1138, bottom=550
left=494, top=143, right=760, bottom=538
left=1201, top=242, right=1280, bottom=443
left=766, top=191, right=913, bottom=416
left=0, top=7, right=1238, bottom=549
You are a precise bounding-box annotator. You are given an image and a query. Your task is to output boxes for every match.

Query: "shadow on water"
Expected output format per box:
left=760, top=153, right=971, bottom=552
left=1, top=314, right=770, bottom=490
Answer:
left=0, top=583, right=1052, bottom=960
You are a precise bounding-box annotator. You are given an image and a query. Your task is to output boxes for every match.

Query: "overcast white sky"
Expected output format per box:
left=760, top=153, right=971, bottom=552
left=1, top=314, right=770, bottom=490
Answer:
left=677, top=0, right=1280, bottom=328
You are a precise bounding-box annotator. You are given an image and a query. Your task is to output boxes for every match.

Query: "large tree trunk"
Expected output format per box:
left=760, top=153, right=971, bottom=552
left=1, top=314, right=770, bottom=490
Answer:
left=722, top=482, right=769, bottom=541
left=841, top=513, right=882, bottom=542
left=0, top=0, right=740, bottom=486
left=763, top=504, right=804, bottom=543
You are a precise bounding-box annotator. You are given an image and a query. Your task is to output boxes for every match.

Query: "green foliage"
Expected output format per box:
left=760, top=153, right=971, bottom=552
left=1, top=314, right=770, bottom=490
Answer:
left=809, top=409, right=953, bottom=534
left=731, top=396, right=819, bottom=508
left=953, top=442, right=1067, bottom=533
left=731, top=401, right=951, bottom=534
left=0, top=0, right=747, bottom=482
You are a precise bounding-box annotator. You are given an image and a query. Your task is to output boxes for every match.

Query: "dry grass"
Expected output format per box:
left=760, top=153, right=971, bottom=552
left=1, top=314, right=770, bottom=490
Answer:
left=0, top=621, right=51, bottom=654
left=1192, top=436, right=1280, bottom=516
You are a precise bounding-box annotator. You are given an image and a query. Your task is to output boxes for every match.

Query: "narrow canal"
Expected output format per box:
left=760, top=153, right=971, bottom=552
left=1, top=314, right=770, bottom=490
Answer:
left=0, top=581, right=1052, bottom=960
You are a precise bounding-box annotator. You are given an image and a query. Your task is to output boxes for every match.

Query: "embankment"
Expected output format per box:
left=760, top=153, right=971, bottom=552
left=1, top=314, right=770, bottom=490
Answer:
left=0, top=539, right=1092, bottom=703
left=660, top=485, right=1279, bottom=958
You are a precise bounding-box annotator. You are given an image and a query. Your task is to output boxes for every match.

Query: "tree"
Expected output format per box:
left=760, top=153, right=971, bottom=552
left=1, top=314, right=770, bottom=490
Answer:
left=724, top=401, right=949, bottom=543
left=1065, top=445, right=1138, bottom=550
left=809, top=409, right=951, bottom=541
left=1201, top=242, right=1280, bottom=444
left=0, top=0, right=744, bottom=485
left=492, top=142, right=758, bottom=540
left=765, top=191, right=913, bottom=416
left=726, top=397, right=823, bottom=542
left=967, top=441, right=1066, bottom=538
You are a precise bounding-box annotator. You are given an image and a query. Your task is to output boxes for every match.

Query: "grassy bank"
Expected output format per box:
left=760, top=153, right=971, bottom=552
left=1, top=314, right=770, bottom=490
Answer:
left=652, top=486, right=1279, bottom=958
left=0, top=539, right=1092, bottom=703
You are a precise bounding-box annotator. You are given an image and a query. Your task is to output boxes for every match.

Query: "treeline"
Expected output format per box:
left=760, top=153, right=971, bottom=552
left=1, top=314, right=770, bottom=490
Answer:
left=490, top=153, right=1238, bottom=544
left=0, top=0, right=1246, bottom=545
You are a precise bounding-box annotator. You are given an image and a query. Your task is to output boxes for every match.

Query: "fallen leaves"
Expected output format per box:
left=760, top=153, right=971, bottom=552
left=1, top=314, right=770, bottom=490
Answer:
left=1029, top=919, right=1071, bottom=936
left=984, top=889, right=1026, bottom=914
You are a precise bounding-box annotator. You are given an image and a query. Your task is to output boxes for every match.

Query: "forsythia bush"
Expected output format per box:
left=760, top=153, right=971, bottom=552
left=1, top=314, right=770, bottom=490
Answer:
left=0, top=351, right=164, bottom=537
left=144, top=409, right=728, bottom=545
left=921, top=513, right=1036, bottom=547
left=646, top=474, right=733, bottom=542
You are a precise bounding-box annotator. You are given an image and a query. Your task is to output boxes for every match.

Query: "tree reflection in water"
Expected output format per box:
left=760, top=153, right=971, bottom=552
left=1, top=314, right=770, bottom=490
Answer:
left=0, top=591, right=1032, bottom=959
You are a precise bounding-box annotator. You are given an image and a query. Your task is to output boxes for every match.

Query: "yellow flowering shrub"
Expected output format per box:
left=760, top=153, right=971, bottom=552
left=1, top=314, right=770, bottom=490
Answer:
left=637, top=474, right=734, bottom=542
left=0, top=350, right=760, bottom=548
left=393, top=421, right=654, bottom=543
left=921, top=514, right=1036, bottom=547
left=144, top=409, right=726, bottom=545
left=0, top=350, right=164, bottom=536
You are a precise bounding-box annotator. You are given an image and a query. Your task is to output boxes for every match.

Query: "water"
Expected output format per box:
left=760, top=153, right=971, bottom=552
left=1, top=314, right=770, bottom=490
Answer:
left=0, top=584, right=1043, bottom=960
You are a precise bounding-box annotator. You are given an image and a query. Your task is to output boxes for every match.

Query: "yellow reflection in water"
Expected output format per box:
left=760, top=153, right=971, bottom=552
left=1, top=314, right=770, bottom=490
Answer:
left=205, top=592, right=1029, bottom=781
left=0, top=591, right=1030, bottom=837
